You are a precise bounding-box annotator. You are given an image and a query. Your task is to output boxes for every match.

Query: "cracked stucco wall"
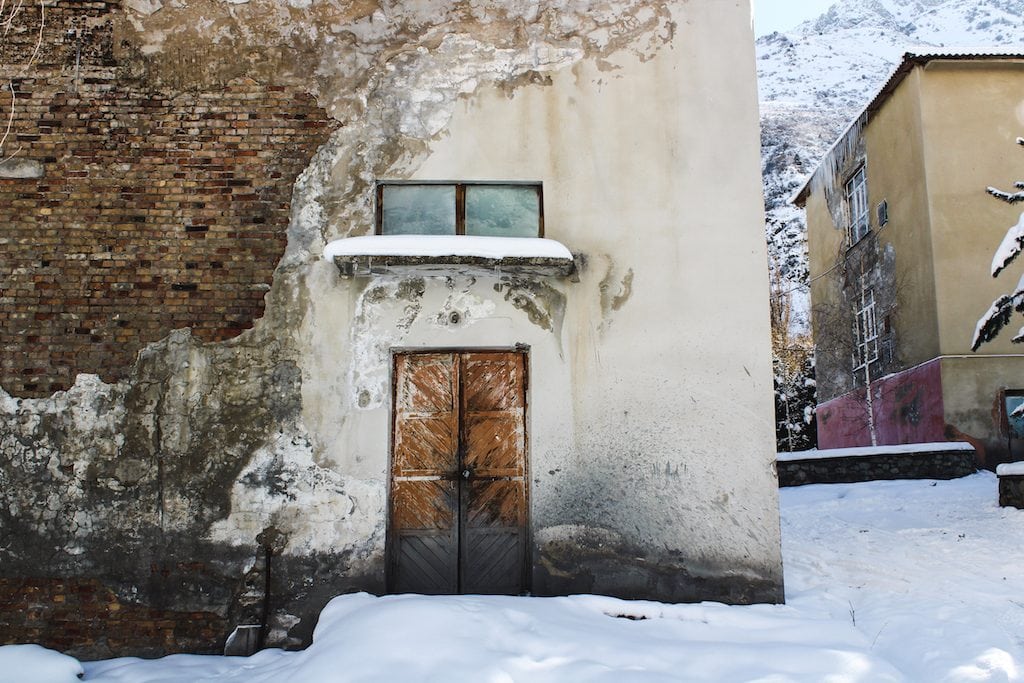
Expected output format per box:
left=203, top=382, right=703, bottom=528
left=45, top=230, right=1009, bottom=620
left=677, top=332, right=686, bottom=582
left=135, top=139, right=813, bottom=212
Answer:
left=1, top=0, right=782, bottom=657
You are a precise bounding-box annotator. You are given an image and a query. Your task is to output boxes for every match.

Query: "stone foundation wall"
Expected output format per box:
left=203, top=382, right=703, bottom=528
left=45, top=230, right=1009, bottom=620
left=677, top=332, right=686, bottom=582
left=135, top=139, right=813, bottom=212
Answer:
left=778, top=448, right=977, bottom=487
left=998, top=474, right=1024, bottom=509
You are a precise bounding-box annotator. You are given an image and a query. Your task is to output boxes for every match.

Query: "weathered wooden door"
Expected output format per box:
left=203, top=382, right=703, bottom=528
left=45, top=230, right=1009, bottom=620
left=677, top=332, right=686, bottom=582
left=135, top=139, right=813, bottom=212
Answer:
left=389, top=351, right=528, bottom=595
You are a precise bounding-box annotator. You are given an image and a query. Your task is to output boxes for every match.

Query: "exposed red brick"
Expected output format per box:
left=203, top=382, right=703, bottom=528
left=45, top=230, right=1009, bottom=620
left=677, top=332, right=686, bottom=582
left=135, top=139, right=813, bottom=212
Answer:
left=0, top=578, right=227, bottom=657
left=0, top=2, right=336, bottom=398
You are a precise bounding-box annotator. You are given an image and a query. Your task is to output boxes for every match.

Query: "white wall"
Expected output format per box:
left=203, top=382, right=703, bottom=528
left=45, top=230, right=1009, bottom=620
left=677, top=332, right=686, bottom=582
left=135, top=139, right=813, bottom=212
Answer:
left=295, top=0, right=782, bottom=601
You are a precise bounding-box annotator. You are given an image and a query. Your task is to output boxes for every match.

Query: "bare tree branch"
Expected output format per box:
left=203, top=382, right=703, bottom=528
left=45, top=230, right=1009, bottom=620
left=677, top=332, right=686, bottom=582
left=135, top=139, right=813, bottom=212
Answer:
left=0, top=0, right=44, bottom=161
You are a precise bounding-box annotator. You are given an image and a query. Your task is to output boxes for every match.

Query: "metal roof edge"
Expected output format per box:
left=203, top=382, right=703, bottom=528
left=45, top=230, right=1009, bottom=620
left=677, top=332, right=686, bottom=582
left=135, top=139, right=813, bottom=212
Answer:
left=791, top=50, right=1024, bottom=207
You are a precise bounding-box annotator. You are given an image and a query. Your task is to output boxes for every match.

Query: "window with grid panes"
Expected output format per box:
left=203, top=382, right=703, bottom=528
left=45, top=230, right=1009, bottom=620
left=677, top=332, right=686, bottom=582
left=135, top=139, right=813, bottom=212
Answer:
left=845, top=166, right=869, bottom=245
left=853, top=287, right=879, bottom=371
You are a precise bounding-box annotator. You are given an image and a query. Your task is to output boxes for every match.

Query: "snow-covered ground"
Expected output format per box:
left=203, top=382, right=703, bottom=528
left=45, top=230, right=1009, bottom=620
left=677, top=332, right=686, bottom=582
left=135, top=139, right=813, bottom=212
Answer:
left=3, top=472, right=1022, bottom=682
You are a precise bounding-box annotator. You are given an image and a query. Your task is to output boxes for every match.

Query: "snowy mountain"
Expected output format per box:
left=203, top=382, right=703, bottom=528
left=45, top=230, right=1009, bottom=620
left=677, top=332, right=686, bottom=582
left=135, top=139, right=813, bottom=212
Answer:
left=757, top=0, right=1024, bottom=329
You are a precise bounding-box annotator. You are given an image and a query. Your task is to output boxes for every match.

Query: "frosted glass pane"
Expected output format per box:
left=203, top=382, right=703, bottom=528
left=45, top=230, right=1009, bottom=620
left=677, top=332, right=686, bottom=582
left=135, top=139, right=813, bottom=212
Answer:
left=465, top=186, right=540, bottom=237
left=381, top=185, right=456, bottom=235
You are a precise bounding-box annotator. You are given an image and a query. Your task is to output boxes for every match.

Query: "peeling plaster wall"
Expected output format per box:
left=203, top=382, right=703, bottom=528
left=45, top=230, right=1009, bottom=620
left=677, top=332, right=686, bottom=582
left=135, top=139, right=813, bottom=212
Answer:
left=407, top=10, right=782, bottom=601
left=1, top=0, right=781, bottom=657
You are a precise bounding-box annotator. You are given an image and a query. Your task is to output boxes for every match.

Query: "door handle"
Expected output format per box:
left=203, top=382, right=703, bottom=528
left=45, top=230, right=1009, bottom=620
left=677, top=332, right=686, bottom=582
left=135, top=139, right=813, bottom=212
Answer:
left=461, top=467, right=473, bottom=480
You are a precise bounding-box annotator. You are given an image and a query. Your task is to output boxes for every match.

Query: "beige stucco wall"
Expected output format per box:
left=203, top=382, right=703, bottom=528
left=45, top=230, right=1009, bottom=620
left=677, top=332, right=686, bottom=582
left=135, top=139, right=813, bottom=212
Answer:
left=807, top=69, right=938, bottom=404
left=805, top=163, right=852, bottom=403
left=918, top=60, right=1024, bottom=356
left=863, top=68, right=940, bottom=367
left=940, top=356, right=1021, bottom=456
left=301, top=0, right=782, bottom=599
left=805, top=175, right=844, bottom=370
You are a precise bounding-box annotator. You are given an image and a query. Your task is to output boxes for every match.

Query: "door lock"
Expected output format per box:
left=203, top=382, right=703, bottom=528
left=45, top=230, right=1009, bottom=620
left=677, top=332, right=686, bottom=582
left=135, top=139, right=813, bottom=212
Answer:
left=461, top=467, right=473, bottom=480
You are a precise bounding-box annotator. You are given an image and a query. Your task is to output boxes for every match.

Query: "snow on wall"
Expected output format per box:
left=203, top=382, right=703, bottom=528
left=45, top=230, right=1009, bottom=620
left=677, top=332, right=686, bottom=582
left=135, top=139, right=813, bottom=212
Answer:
left=996, top=462, right=1024, bottom=475
left=324, top=235, right=574, bottom=260
left=778, top=441, right=974, bottom=462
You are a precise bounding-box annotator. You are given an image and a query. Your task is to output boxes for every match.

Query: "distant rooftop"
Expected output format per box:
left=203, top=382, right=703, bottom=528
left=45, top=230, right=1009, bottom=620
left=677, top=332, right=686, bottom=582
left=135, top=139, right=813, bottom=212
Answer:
left=793, top=51, right=1024, bottom=206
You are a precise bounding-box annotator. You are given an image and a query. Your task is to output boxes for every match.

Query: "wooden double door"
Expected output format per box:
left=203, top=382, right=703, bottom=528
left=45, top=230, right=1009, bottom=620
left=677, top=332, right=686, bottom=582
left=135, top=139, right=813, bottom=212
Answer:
left=388, top=351, right=528, bottom=595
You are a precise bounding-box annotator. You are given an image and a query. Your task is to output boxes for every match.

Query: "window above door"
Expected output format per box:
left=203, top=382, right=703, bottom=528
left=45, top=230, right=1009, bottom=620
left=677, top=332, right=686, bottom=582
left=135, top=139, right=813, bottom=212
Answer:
left=377, top=181, right=544, bottom=238
left=325, top=180, right=576, bottom=280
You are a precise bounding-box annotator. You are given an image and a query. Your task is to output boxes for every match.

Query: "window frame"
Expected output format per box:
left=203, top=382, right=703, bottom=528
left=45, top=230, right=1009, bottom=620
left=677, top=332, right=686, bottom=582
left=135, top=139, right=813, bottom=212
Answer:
left=375, top=180, right=545, bottom=238
left=1003, top=390, right=1024, bottom=440
left=845, top=166, right=869, bottom=245
left=876, top=199, right=889, bottom=227
left=853, top=286, right=879, bottom=371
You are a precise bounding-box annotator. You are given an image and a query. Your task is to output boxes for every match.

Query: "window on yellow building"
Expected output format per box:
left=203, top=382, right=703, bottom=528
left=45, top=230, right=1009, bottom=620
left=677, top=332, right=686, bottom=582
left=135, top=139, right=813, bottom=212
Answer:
left=845, top=166, right=869, bottom=245
left=853, top=286, right=878, bottom=370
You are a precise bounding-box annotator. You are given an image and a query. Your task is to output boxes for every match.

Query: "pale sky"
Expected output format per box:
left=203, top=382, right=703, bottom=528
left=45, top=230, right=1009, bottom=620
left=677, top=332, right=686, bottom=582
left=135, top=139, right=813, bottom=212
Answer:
left=753, top=0, right=837, bottom=36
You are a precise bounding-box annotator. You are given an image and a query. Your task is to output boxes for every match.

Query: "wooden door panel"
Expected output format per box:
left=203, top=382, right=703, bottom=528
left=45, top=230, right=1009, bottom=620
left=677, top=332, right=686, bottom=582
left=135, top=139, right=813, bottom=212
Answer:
left=391, top=479, right=456, bottom=530
left=393, top=530, right=458, bottom=594
left=390, top=353, right=459, bottom=593
left=460, top=352, right=528, bottom=595
left=463, top=414, right=525, bottom=476
left=393, top=353, right=458, bottom=478
left=461, top=529, right=525, bottom=595
left=393, top=416, right=455, bottom=476
left=465, top=479, right=526, bottom=528
left=462, top=478, right=526, bottom=594
left=463, top=354, right=524, bottom=411
left=390, top=350, right=527, bottom=596
left=396, top=354, right=456, bottom=413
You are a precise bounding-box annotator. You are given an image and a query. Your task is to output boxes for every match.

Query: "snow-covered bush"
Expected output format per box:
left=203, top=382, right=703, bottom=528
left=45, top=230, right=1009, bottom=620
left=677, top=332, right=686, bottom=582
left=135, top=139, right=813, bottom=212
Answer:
left=971, top=137, right=1024, bottom=350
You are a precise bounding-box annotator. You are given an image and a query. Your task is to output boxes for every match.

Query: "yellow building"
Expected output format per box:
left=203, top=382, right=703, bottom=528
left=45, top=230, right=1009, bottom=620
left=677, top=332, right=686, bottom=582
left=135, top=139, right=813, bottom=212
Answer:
left=797, top=52, right=1024, bottom=467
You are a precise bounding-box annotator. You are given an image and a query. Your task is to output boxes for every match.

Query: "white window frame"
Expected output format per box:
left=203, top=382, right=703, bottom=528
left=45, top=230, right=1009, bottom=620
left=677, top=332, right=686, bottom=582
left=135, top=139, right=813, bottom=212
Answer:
left=845, top=166, right=869, bottom=245
left=853, top=287, right=879, bottom=371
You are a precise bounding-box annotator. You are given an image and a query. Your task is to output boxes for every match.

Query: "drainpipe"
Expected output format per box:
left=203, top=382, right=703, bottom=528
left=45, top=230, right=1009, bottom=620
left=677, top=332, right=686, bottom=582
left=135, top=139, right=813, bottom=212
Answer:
left=255, top=526, right=288, bottom=651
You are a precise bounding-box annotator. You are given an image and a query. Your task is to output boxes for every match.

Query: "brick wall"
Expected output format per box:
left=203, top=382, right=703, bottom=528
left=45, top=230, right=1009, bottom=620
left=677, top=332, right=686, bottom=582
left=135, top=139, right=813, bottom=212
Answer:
left=0, top=578, right=226, bottom=659
left=0, top=1, right=336, bottom=397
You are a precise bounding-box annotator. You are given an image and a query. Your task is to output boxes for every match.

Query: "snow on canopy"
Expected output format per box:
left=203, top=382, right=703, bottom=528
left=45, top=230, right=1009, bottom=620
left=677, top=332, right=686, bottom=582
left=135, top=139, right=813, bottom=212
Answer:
left=323, top=235, right=573, bottom=261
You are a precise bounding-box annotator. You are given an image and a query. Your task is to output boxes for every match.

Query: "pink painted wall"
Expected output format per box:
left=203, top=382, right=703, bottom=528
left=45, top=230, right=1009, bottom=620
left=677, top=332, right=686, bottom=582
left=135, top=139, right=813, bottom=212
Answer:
left=817, top=359, right=946, bottom=448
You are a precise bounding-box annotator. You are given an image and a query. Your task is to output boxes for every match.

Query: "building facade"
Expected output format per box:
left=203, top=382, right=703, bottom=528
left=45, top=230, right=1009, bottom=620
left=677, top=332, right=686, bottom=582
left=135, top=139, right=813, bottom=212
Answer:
left=0, top=0, right=782, bottom=658
left=798, top=52, right=1024, bottom=466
